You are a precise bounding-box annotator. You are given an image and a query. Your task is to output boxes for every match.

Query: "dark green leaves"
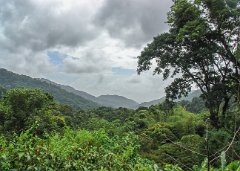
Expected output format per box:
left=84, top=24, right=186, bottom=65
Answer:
left=137, top=0, right=240, bottom=127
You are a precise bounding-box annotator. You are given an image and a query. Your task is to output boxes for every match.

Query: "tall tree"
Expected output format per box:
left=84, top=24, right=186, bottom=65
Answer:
left=137, top=0, right=240, bottom=128
left=3, top=88, right=54, bottom=132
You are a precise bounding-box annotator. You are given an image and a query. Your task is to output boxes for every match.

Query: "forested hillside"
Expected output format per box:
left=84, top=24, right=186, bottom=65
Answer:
left=0, top=69, right=142, bottom=109
left=1, top=68, right=201, bottom=110
left=0, top=0, right=240, bottom=170
left=0, top=68, right=99, bottom=109
left=0, top=68, right=202, bottom=109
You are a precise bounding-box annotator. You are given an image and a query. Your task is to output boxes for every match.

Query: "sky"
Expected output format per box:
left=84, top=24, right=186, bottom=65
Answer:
left=0, top=0, right=174, bottom=103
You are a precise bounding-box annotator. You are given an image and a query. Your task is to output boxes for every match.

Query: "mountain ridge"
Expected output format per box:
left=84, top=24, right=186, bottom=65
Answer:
left=97, top=94, right=139, bottom=109
left=0, top=68, right=140, bottom=109
left=0, top=68, right=99, bottom=109
left=38, top=78, right=139, bottom=108
left=0, top=68, right=202, bottom=109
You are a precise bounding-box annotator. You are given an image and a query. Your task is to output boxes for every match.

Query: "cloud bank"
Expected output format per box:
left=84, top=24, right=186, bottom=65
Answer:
left=0, top=0, right=173, bottom=102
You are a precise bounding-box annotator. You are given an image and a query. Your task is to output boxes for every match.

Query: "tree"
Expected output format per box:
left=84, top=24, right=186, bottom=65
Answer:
left=0, top=86, right=6, bottom=99
left=137, top=0, right=240, bottom=128
left=3, top=88, right=55, bottom=132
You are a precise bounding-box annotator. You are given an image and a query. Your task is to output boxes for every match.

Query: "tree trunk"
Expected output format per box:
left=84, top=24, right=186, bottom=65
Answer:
left=221, top=97, right=230, bottom=127
left=209, top=109, right=219, bottom=128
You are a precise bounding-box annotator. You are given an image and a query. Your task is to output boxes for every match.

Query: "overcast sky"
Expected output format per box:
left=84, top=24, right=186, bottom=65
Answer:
left=0, top=0, right=173, bottom=103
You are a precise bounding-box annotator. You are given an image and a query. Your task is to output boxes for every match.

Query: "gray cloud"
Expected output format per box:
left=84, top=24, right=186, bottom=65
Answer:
left=0, top=49, right=53, bottom=77
left=0, top=0, right=174, bottom=102
left=64, top=57, right=105, bottom=74
left=95, top=0, right=173, bottom=47
left=0, top=0, right=101, bottom=76
left=0, top=0, right=98, bottom=53
left=127, top=77, right=142, bottom=84
left=62, top=50, right=110, bottom=74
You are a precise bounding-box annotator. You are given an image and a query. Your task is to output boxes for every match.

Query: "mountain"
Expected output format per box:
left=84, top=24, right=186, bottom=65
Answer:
left=38, top=78, right=140, bottom=108
left=0, top=68, right=139, bottom=109
left=37, top=78, right=97, bottom=102
left=0, top=68, right=99, bottom=109
left=138, top=97, right=166, bottom=107
left=62, top=87, right=140, bottom=108
left=138, top=90, right=202, bottom=108
left=180, top=90, right=202, bottom=101
left=60, top=85, right=97, bottom=102
left=38, top=78, right=139, bottom=108
left=96, top=95, right=139, bottom=109
left=0, top=68, right=202, bottom=109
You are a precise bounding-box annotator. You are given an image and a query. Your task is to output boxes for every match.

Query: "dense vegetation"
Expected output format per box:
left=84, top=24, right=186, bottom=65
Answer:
left=0, top=0, right=239, bottom=170
left=136, top=0, right=240, bottom=169
left=138, top=0, right=240, bottom=128
left=0, top=87, right=239, bottom=170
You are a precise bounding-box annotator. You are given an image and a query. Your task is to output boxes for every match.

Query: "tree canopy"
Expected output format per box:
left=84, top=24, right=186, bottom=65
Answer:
left=0, top=87, right=239, bottom=170
left=137, top=0, right=240, bottom=128
left=0, top=88, right=65, bottom=134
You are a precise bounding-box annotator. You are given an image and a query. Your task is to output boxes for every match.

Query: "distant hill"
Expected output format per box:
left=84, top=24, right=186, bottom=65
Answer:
left=96, top=95, right=139, bottom=109
left=0, top=68, right=99, bottom=109
left=180, top=90, right=202, bottom=101
left=39, top=78, right=139, bottom=108
left=0, top=68, right=202, bottom=109
left=138, top=97, right=166, bottom=107
left=138, top=90, right=202, bottom=108
left=38, top=78, right=140, bottom=108
left=0, top=68, right=140, bottom=109
left=38, top=78, right=97, bottom=102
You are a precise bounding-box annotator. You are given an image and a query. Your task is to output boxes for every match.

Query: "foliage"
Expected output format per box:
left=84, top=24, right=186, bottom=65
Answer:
left=1, top=128, right=238, bottom=171
left=0, top=0, right=240, bottom=170
left=0, top=129, right=158, bottom=171
left=0, top=88, right=65, bottom=134
left=0, top=86, right=6, bottom=99
left=137, top=0, right=240, bottom=128
left=0, top=87, right=239, bottom=170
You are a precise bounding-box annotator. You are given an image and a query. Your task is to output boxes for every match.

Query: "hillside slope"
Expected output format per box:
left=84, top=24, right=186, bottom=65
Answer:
left=0, top=68, right=99, bottom=109
left=96, top=95, right=139, bottom=109
left=138, top=90, right=202, bottom=108
left=39, top=78, right=140, bottom=108
left=138, top=97, right=166, bottom=107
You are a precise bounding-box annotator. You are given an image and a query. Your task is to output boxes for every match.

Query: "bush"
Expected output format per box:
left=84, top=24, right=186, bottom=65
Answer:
left=0, top=129, right=158, bottom=171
